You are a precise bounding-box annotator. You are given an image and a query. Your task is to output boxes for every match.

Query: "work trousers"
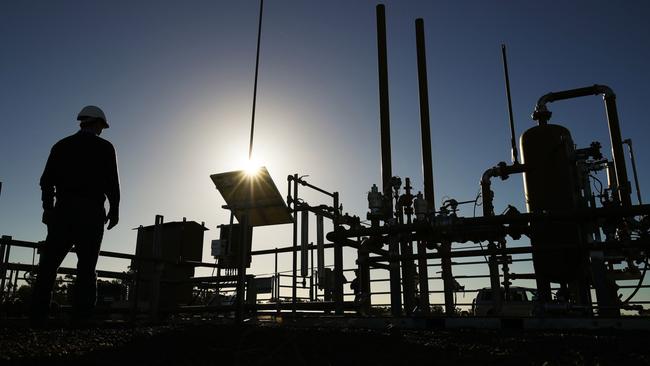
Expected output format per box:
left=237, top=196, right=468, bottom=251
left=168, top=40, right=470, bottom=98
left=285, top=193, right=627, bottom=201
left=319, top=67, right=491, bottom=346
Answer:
left=31, top=202, right=105, bottom=321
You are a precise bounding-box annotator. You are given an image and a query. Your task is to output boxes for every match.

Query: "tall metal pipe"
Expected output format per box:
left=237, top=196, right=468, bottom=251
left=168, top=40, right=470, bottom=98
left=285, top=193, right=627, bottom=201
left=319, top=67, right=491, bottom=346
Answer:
left=415, top=18, right=435, bottom=211
left=376, top=3, right=401, bottom=317
left=603, top=94, right=632, bottom=207
left=291, top=174, right=298, bottom=313
left=333, top=192, right=344, bottom=314
left=376, top=4, right=393, bottom=203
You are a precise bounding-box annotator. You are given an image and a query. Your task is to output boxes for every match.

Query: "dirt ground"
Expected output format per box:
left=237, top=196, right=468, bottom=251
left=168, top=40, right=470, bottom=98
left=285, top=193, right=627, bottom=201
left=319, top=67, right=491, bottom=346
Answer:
left=1, top=321, right=649, bottom=365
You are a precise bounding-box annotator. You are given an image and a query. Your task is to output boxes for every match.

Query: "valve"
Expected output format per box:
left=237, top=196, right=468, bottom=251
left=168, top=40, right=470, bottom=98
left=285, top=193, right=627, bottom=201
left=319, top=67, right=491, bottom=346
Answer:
left=390, top=176, right=402, bottom=193
left=367, top=184, right=384, bottom=216
left=414, top=192, right=428, bottom=221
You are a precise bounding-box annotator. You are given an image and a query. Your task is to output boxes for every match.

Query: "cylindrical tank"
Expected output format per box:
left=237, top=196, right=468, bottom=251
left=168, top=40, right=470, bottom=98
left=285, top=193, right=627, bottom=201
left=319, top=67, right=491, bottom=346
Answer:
left=521, top=124, right=585, bottom=283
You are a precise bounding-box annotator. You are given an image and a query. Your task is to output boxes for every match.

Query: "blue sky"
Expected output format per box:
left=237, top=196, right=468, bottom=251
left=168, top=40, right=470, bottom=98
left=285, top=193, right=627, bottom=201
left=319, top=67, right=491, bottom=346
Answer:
left=1, top=0, right=649, bottom=306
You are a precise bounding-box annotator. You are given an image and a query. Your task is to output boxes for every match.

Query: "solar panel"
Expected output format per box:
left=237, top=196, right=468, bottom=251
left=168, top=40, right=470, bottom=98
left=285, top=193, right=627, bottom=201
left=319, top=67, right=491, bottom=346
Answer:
left=210, top=167, right=293, bottom=227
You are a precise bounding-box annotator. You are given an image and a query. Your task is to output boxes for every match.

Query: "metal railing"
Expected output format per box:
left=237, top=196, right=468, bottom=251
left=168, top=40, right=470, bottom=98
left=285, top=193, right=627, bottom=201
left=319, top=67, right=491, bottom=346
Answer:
left=2, top=230, right=648, bottom=319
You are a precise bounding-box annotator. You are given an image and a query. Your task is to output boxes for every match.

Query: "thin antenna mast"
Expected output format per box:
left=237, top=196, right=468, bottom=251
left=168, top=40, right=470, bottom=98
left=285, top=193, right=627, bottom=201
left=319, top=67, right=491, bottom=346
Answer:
left=501, top=44, right=519, bottom=164
left=248, top=0, right=264, bottom=160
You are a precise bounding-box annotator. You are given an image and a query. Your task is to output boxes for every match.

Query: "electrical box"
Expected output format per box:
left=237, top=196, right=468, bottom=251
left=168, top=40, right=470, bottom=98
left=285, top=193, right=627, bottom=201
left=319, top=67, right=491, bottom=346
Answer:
left=216, top=224, right=253, bottom=269
left=211, top=239, right=224, bottom=258
left=254, top=276, right=274, bottom=294
left=131, top=220, right=207, bottom=311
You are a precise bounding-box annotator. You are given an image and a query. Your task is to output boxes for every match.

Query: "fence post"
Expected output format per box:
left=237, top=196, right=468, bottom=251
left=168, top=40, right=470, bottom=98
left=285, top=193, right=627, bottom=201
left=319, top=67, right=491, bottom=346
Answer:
left=130, top=226, right=144, bottom=323
left=150, top=215, right=164, bottom=322
left=0, top=236, right=12, bottom=302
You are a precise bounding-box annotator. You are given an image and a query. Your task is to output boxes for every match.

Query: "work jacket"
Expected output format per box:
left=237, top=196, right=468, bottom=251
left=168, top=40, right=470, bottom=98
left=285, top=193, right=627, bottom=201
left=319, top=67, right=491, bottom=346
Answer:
left=40, top=130, right=120, bottom=216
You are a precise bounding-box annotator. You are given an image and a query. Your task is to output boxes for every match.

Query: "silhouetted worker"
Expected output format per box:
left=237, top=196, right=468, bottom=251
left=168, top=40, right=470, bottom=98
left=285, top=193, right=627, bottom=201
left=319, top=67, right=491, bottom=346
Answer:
left=31, top=105, right=120, bottom=327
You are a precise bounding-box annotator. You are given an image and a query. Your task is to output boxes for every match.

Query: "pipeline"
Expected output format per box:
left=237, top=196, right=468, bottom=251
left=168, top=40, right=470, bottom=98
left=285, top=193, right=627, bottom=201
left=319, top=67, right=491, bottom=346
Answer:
left=328, top=204, right=650, bottom=243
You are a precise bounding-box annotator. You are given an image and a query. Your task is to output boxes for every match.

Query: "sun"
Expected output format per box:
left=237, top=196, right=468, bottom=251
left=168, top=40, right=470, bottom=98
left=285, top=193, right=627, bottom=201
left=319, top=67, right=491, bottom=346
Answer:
left=244, top=158, right=263, bottom=177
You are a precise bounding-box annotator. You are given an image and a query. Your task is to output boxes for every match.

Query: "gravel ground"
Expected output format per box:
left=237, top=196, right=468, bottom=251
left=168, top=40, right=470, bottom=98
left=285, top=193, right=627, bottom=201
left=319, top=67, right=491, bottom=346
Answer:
left=1, top=321, right=649, bottom=365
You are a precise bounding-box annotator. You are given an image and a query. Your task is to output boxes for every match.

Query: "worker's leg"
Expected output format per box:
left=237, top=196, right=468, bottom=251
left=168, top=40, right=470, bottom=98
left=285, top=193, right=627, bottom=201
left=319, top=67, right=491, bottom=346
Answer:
left=30, top=214, right=74, bottom=324
left=72, top=217, right=104, bottom=320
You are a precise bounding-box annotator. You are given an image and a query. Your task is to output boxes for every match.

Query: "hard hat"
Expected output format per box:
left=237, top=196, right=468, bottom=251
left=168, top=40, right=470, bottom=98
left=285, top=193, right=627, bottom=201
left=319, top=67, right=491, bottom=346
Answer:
left=77, top=105, right=109, bottom=128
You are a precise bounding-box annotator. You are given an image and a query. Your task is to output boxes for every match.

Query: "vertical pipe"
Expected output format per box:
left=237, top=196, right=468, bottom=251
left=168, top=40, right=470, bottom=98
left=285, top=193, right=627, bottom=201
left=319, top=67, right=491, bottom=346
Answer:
left=487, top=242, right=502, bottom=314
left=286, top=173, right=293, bottom=309
left=376, top=4, right=393, bottom=204
left=316, top=214, right=324, bottom=302
left=150, top=215, right=164, bottom=322
left=623, top=139, right=643, bottom=205
left=130, top=227, right=144, bottom=323
left=500, top=241, right=511, bottom=302
left=291, top=174, right=298, bottom=313
left=415, top=18, right=435, bottom=211
left=590, top=251, right=620, bottom=317
left=388, top=235, right=402, bottom=316
left=310, top=239, right=314, bottom=301
left=440, top=242, right=455, bottom=315
left=501, top=44, right=519, bottom=165
left=316, top=214, right=325, bottom=274
left=603, top=95, right=632, bottom=207
left=400, top=179, right=415, bottom=315
left=359, top=240, right=371, bottom=314
left=333, top=192, right=344, bottom=314
left=236, top=214, right=250, bottom=321
left=416, top=240, right=430, bottom=313
left=377, top=4, right=400, bottom=316
left=274, top=248, right=278, bottom=302
left=414, top=20, right=432, bottom=314
left=400, top=245, right=415, bottom=315
left=301, top=211, right=309, bottom=277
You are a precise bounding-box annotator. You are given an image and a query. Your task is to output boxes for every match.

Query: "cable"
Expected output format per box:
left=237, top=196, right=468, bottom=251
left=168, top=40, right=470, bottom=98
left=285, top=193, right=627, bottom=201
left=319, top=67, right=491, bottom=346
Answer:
left=472, top=188, right=482, bottom=218
left=621, top=258, right=649, bottom=304
left=589, top=174, right=604, bottom=196
left=468, top=188, right=489, bottom=264
left=248, top=0, right=265, bottom=160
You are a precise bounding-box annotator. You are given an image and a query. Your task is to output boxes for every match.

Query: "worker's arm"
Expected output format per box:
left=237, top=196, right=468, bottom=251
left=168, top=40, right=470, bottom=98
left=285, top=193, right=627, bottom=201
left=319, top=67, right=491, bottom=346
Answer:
left=40, top=145, right=57, bottom=224
left=105, top=143, right=120, bottom=230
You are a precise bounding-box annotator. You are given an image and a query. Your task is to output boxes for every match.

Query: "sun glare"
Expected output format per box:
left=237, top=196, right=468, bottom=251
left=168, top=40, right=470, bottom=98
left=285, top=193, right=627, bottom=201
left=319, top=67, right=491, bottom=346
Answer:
left=244, top=159, right=262, bottom=177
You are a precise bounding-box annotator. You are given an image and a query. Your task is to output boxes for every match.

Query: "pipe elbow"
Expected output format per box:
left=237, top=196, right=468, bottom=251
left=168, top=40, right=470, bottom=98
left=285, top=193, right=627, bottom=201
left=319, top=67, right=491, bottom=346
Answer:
left=594, top=84, right=615, bottom=99
left=534, top=84, right=617, bottom=120
left=535, top=92, right=555, bottom=112
left=481, top=166, right=500, bottom=185
left=532, top=103, right=552, bottom=124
